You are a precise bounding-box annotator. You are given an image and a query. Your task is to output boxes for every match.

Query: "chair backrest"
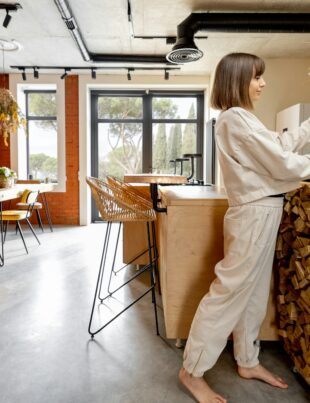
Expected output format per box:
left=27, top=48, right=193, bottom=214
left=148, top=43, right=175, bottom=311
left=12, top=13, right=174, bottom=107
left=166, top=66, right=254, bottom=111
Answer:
left=86, top=177, right=155, bottom=222
left=106, top=175, right=153, bottom=209
left=20, top=189, right=40, bottom=217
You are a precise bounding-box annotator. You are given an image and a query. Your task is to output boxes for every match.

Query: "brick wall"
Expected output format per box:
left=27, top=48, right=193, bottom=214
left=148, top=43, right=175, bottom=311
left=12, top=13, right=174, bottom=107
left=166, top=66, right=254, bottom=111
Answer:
left=0, top=74, right=80, bottom=225
left=45, top=75, right=80, bottom=224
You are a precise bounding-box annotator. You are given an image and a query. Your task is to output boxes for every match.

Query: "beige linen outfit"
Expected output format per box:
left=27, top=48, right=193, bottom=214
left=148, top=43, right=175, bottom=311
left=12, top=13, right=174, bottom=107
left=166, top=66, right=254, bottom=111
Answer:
left=183, top=107, right=310, bottom=377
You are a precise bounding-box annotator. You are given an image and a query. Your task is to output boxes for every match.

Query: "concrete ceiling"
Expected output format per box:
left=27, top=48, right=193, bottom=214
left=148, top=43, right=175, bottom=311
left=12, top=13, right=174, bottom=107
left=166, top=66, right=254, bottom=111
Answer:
left=0, top=0, right=310, bottom=76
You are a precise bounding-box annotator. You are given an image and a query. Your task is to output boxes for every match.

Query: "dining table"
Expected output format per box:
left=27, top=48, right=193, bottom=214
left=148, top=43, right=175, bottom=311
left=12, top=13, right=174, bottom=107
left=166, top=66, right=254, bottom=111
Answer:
left=123, top=173, right=188, bottom=213
left=0, top=183, right=54, bottom=267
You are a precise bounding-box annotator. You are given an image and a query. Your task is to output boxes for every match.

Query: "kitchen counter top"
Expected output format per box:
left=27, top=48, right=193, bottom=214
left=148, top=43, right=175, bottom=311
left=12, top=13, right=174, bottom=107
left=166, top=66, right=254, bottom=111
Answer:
left=159, top=185, right=227, bottom=206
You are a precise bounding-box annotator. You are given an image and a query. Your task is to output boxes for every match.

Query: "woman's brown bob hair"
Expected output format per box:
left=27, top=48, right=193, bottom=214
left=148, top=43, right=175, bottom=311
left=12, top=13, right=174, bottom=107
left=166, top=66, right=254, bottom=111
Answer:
left=210, top=52, right=265, bottom=111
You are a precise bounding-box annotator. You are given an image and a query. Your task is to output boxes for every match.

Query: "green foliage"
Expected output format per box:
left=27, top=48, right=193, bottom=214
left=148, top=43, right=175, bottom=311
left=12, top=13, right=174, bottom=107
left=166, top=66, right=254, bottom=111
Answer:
left=98, top=97, right=142, bottom=120
left=153, top=124, right=167, bottom=173
left=0, top=167, right=16, bottom=177
left=182, top=103, right=197, bottom=176
left=167, top=122, right=182, bottom=162
left=152, top=98, right=178, bottom=119
left=28, top=93, right=57, bottom=130
left=97, top=96, right=196, bottom=177
left=29, top=153, right=57, bottom=179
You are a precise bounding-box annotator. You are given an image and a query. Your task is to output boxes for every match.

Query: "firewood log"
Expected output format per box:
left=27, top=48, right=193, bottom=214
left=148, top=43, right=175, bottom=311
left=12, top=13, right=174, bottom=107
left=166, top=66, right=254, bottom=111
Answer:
left=275, top=184, right=310, bottom=384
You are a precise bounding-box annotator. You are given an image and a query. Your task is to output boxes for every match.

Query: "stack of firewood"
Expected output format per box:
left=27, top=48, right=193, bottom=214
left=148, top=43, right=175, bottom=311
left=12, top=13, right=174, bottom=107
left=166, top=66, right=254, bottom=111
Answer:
left=275, top=184, right=310, bottom=385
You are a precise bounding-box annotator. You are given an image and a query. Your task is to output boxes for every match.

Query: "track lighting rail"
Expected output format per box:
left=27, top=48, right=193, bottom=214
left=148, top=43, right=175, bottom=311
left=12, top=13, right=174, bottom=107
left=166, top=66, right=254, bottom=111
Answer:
left=10, top=65, right=180, bottom=81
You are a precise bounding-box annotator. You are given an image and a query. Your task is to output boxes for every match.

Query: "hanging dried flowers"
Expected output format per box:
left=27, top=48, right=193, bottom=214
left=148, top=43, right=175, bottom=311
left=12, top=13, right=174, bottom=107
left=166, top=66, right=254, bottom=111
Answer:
left=0, top=88, right=26, bottom=146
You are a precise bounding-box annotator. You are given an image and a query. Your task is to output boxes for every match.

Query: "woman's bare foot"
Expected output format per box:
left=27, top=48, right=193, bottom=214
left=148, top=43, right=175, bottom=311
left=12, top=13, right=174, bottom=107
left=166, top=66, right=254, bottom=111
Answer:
left=179, top=367, right=227, bottom=403
left=237, top=364, right=288, bottom=389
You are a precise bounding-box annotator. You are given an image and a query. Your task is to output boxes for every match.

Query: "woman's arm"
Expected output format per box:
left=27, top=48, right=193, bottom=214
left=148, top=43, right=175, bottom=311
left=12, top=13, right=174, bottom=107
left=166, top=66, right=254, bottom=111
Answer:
left=276, top=118, right=310, bottom=153
left=219, top=111, right=310, bottom=181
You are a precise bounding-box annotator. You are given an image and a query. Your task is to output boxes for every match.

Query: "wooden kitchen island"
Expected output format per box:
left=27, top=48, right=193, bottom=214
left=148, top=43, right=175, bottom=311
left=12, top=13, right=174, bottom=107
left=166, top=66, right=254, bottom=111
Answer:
left=158, top=185, right=278, bottom=340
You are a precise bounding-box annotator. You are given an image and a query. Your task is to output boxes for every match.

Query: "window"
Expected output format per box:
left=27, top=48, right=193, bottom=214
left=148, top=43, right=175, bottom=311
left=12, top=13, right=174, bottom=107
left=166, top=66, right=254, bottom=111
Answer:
left=90, top=90, right=204, bottom=221
left=91, top=90, right=203, bottom=178
left=152, top=95, right=200, bottom=177
left=25, top=90, right=57, bottom=182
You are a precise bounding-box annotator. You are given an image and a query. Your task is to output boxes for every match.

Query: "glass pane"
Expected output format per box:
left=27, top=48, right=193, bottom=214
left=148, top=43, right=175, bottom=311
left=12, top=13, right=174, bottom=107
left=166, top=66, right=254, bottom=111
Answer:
left=98, top=97, right=143, bottom=119
left=98, top=123, right=142, bottom=179
left=152, top=97, right=197, bottom=119
left=152, top=123, right=197, bottom=177
left=28, top=120, right=58, bottom=181
left=28, top=93, right=57, bottom=117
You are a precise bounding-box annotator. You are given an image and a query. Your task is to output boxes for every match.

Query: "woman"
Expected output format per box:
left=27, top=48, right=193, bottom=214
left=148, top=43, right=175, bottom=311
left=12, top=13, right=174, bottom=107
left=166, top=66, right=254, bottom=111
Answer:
left=179, top=52, right=310, bottom=403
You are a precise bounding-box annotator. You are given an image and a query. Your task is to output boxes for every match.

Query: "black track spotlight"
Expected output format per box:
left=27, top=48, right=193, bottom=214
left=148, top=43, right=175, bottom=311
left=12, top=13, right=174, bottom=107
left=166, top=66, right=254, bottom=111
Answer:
left=127, top=69, right=131, bottom=81
left=21, top=68, right=26, bottom=81
left=3, top=10, right=11, bottom=28
left=91, top=68, right=96, bottom=79
left=33, top=67, right=39, bottom=79
left=164, top=69, right=169, bottom=80
left=60, top=68, right=70, bottom=79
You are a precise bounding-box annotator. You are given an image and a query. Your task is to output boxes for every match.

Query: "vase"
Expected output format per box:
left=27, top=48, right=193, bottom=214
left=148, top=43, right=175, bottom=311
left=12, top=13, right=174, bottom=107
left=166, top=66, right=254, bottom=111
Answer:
left=0, top=176, right=14, bottom=189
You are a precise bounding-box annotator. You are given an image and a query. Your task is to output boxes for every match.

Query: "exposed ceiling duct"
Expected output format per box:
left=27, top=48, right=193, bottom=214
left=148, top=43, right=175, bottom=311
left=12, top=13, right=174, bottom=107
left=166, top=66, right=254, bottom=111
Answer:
left=54, top=0, right=170, bottom=65
left=166, top=12, right=310, bottom=64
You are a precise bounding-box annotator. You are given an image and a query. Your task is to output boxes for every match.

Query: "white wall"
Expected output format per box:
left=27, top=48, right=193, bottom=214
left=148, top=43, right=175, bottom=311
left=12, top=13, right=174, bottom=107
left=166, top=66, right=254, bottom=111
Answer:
left=255, top=58, right=310, bottom=130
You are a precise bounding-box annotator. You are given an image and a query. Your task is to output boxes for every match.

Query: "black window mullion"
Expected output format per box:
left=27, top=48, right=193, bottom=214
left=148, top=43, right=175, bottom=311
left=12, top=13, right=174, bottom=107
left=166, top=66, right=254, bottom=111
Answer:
left=97, top=119, right=143, bottom=124
left=143, top=93, right=152, bottom=172
left=27, top=116, right=57, bottom=121
left=152, top=119, right=197, bottom=124
left=91, top=93, right=99, bottom=221
left=25, top=92, right=29, bottom=176
left=196, top=93, right=204, bottom=180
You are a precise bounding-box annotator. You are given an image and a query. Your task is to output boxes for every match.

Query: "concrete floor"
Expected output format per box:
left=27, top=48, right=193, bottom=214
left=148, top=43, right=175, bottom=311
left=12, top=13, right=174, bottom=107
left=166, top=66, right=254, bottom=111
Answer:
left=0, top=224, right=309, bottom=403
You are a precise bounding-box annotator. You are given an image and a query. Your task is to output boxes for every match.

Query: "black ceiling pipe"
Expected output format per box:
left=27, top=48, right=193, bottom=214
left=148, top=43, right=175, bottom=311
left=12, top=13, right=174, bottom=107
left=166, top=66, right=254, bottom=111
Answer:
left=167, top=12, right=310, bottom=63
left=90, top=53, right=169, bottom=64
left=54, top=0, right=172, bottom=65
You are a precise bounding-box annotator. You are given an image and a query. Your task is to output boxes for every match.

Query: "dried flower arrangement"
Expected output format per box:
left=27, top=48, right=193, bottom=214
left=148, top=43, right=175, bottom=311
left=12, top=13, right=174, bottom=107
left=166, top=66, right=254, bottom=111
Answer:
left=0, top=88, right=26, bottom=146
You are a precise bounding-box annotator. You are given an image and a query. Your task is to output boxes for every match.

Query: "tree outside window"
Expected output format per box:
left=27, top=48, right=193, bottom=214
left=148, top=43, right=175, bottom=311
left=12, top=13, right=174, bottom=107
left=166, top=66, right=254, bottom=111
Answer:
left=25, top=91, right=57, bottom=182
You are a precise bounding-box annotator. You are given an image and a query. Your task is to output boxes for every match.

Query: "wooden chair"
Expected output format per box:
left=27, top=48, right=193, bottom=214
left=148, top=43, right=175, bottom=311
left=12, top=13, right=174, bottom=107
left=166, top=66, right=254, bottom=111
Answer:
left=16, top=180, right=53, bottom=232
left=16, top=188, right=44, bottom=232
left=1, top=189, right=41, bottom=254
left=86, top=176, right=159, bottom=338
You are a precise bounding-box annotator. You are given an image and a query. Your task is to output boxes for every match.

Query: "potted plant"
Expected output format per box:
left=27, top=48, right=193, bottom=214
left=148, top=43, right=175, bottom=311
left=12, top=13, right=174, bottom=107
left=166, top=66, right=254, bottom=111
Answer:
left=0, top=166, right=16, bottom=188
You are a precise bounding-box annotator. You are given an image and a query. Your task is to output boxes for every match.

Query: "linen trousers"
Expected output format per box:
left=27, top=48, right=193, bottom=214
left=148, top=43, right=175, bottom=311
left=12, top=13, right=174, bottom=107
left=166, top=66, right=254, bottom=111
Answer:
left=183, top=196, right=284, bottom=377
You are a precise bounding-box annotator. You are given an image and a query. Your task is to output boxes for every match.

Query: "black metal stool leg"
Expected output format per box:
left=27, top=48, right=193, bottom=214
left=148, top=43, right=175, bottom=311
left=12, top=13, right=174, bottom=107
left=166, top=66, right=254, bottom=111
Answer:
left=16, top=221, right=28, bottom=254
left=4, top=221, right=9, bottom=242
left=41, top=193, right=53, bottom=232
left=25, top=219, right=41, bottom=245
left=36, top=210, right=44, bottom=232
left=97, top=222, right=112, bottom=301
left=88, top=222, right=111, bottom=338
left=147, top=222, right=159, bottom=336
left=107, top=222, right=122, bottom=296
left=151, top=221, right=161, bottom=295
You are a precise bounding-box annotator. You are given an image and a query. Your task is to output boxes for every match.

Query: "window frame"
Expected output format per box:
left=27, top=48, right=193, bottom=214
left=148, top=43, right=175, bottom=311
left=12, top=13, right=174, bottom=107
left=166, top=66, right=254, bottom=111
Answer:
left=9, top=77, right=66, bottom=193
left=90, top=89, right=204, bottom=222
left=24, top=89, right=57, bottom=179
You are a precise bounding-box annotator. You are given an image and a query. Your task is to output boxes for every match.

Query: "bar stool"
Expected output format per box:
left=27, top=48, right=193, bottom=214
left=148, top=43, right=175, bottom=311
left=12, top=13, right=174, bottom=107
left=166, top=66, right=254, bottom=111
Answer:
left=182, top=153, right=202, bottom=181
left=106, top=175, right=161, bottom=295
left=175, top=157, right=190, bottom=175
left=86, top=176, right=159, bottom=338
left=169, top=160, right=177, bottom=174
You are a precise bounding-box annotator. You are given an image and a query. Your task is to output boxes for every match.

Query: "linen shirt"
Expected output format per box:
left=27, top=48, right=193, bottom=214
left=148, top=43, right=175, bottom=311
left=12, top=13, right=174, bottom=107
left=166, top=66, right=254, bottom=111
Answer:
left=215, top=107, right=310, bottom=206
